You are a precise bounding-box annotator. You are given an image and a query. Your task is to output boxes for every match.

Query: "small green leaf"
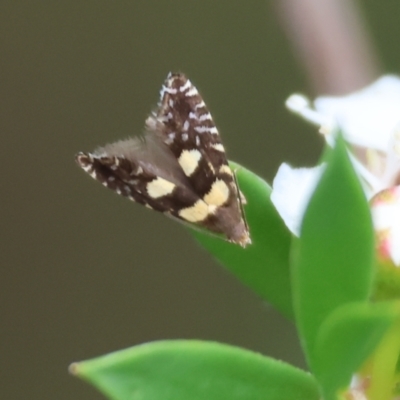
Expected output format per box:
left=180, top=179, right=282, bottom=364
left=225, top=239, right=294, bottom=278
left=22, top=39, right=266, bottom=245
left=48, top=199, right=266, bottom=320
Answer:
left=193, top=163, right=293, bottom=318
left=292, top=136, right=375, bottom=368
left=367, top=313, right=400, bottom=400
left=70, top=340, right=319, bottom=400
left=314, top=302, right=399, bottom=400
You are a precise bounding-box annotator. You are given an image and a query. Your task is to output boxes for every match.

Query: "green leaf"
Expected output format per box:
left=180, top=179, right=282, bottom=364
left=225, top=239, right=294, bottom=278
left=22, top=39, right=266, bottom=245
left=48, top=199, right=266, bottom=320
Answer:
left=192, top=163, right=293, bottom=318
left=314, top=302, right=399, bottom=400
left=70, top=340, right=319, bottom=400
left=292, top=136, right=374, bottom=368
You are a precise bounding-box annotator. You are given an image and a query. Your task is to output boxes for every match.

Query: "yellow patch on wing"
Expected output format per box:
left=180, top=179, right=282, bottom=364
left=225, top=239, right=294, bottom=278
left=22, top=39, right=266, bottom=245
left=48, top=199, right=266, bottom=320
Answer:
left=178, top=149, right=202, bottom=177
left=219, top=165, right=233, bottom=176
left=203, top=179, right=230, bottom=207
left=179, top=200, right=215, bottom=222
left=147, top=177, right=175, bottom=198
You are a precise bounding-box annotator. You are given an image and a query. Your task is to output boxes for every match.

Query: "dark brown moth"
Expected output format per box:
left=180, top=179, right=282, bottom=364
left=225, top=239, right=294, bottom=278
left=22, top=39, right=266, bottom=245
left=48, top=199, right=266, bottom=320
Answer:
left=76, top=73, right=251, bottom=247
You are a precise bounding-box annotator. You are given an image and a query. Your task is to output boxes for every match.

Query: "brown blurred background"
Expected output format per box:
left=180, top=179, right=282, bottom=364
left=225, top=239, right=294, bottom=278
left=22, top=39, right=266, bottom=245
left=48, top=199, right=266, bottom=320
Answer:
left=1, top=1, right=399, bottom=399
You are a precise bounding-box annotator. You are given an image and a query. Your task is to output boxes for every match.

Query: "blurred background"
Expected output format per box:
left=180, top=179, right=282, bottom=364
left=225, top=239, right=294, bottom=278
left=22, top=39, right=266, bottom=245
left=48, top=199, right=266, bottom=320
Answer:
left=1, top=1, right=399, bottom=398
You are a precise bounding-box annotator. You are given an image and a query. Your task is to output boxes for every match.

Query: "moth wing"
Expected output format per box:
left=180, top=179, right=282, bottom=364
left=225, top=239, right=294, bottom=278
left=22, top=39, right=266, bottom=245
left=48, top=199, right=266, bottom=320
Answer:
left=76, top=134, right=207, bottom=218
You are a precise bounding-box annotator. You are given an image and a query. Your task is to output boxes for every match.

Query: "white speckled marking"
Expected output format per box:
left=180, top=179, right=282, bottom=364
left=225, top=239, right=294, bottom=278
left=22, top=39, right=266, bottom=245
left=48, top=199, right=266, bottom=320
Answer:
left=195, top=101, right=205, bottom=109
left=203, top=179, right=230, bottom=206
left=147, top=177, right=175, bottom=198
left=178, top=149, right=202, bottom=177
left=183, top=120, right=189, bottom=131
left=163, top=86, right=177, bottom=95
left=182, top=133, right=188, bottom=142
left=199, top=113, right=212, bottom=121
left=179, top=80, right=191, bottom=92
left=211, top=143, right=225, bottom=152
left=161, top=112, right=173, bottom=122
left=194, top=126, right=208, bottom=134
left=185, top=87, right=198, bottom=97
left=81, top=164, right=92, bottom=172
left=195, top=136, right=200, bottom=147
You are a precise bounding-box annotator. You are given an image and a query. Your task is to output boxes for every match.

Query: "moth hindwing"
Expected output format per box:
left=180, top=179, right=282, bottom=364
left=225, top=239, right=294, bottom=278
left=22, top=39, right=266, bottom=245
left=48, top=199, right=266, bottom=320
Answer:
left=76, top=72, right=251, bottom=247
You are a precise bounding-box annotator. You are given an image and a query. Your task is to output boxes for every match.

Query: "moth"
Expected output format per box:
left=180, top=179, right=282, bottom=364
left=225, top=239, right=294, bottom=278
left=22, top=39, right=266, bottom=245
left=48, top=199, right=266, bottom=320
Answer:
left=76, top=73, right=251, bottom=247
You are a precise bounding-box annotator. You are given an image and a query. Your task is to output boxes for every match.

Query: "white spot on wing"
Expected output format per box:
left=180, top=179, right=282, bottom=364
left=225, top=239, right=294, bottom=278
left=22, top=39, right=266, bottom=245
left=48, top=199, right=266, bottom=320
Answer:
left=183, top=120, right=189, bottom=131
left=211, top=143, right=225, bottom=152
left=81, top=164, right=93, bottom=173
left=165, top=132, right=176, bottom=144
left=194, top=126, right=208, bottom=134
left=147, top=177, right=175, bottom=198
left=161, top=112, right=173, bottom=122
left=178, top=149, right=202, bottom=177
left=164, top=87, right=177, bottom=94
left=199, top=113, right=212, bottom=121
left=194, top=126, right=219, bottom=135
left=186, top=87, right=199, bottom=97
left=182, top=133, right=188, bottom=142
left=179, top=79, right=191, bottom=92
left=195, top=101, right=205, bottom=109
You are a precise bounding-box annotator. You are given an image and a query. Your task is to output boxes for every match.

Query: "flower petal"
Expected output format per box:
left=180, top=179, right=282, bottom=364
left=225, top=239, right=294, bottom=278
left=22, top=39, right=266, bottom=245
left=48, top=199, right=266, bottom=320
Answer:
left=315, top=76, right=400, bottom=152
left=271, top=163, right=324, bottom=236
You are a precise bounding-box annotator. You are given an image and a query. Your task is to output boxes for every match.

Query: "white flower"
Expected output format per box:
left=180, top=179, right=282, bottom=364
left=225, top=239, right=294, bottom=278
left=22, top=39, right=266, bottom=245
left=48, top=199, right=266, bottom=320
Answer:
left=270, top=164, right=324, bottom=236
left=273, top=75, right=400, bottom=265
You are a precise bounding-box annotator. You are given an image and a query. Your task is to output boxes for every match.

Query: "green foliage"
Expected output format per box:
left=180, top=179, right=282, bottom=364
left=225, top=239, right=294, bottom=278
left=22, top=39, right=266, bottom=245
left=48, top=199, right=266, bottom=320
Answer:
left=72, top=136, right=400, bottom=400
left=314, top=302, right=398, bottom=400
left=71, top=340, right=319, bottom=400
left=291, top=136, right=375, bottom=366
left=193, top=162, right=293, bottom=319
